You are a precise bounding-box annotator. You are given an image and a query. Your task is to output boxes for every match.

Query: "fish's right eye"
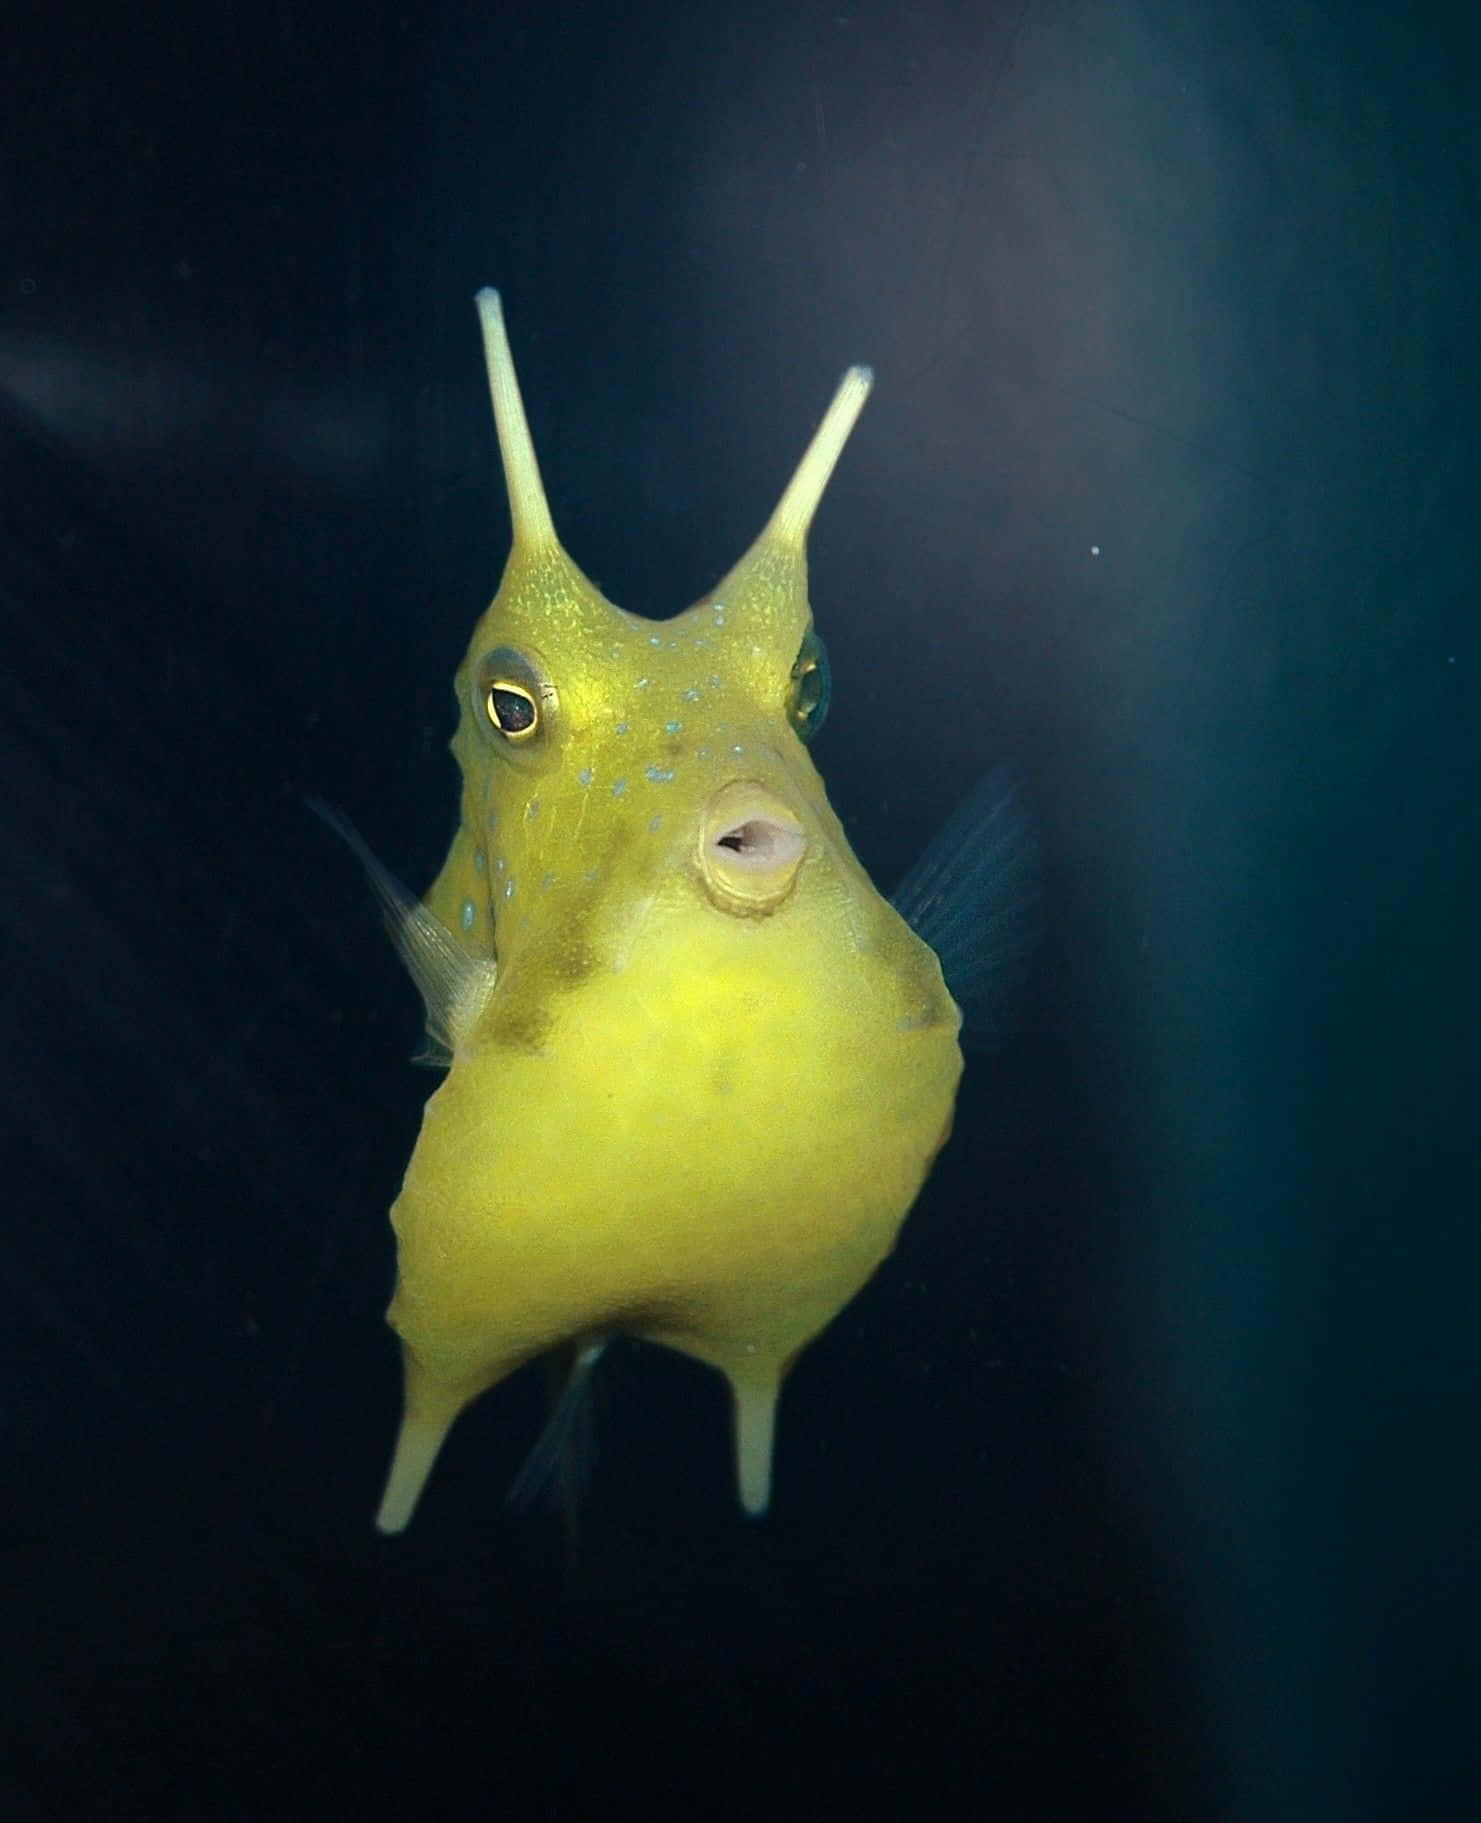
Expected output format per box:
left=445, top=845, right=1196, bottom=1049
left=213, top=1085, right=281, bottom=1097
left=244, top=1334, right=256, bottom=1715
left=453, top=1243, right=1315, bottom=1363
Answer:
left=474, top=646, right=555, bottom=758
left=486, top=680, right=538, bottom=739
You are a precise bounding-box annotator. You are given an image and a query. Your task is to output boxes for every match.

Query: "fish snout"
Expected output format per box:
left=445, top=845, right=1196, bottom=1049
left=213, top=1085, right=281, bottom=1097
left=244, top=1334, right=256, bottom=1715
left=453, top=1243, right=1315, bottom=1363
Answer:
left=699, top=781, right=808, bottom=915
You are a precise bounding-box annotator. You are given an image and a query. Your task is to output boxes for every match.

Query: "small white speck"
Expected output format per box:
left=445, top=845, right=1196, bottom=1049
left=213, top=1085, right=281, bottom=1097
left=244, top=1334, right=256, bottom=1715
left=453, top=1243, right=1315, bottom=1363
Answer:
left=504, top=878, right=516, bottom=899
left=649, top=634, right=663, bottom=646
left=525, top=797, right=540, bottom=820
left=708, top=676, right=722, bottom=689
left=495, top=855, right=505, bottom=874
left=1090, top=544, right=1101, bottom=556
left=579, top=766, right=594, bottom=786
left=460, top=900, right=475, bottom=932
left=682, top=686, right=701, bottom=702
left=664, top=720, right=682, bottom=735
left=744, top=1342, right=757, bottom=1356
left=615, top=721, right=629, bottom=735
left=731, top=744, right=744, bottom=756
left=635, top=677, right=650, bottom=690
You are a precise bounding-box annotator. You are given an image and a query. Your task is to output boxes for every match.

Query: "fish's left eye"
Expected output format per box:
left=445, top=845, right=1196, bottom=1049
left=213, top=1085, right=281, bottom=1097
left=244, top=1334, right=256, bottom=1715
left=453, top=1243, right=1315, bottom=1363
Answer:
left=787, top=629, right=831, bottom=742
left=486, top=681, right=538, bottom=739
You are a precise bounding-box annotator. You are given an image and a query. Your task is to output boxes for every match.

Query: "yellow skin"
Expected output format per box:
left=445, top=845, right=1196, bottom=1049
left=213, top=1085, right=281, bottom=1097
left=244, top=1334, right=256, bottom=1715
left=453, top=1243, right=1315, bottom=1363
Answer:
left=371, top=292, right=962, bottom=1531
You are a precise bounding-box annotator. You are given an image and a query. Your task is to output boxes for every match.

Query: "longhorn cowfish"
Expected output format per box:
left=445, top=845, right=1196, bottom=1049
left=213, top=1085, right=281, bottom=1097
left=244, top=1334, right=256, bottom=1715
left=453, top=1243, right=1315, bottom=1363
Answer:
left=320, top=289, right=1036, bottom=1532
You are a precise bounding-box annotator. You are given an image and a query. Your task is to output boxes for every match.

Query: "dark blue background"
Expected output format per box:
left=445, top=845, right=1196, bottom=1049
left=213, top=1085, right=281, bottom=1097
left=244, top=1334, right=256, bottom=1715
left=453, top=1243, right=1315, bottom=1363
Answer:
left=3, top=2, right=1475, bottom=1817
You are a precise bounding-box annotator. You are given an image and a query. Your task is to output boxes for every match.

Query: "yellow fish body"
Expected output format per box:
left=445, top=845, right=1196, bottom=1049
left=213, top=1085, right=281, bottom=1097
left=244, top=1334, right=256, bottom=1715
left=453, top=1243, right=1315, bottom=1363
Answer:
left=330, top=291, right=1028, bottom=1533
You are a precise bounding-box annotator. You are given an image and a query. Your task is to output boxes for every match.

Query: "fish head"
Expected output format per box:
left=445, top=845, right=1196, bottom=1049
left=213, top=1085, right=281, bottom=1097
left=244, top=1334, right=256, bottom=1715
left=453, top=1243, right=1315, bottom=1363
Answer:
left=426, top=293, right=934, bottom=1024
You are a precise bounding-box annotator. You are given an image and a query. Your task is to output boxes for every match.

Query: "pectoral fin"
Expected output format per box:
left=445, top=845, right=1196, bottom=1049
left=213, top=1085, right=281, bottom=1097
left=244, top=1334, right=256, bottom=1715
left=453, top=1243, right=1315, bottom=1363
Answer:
left=892, top=766, right=1040, bottom=1049
left=310, top=797, right=497, bottom=1062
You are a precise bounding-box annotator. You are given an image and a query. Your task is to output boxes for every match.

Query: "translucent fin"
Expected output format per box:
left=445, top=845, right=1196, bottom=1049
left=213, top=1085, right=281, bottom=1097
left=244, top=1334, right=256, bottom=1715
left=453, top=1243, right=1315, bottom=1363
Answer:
left=505, top=1339, right=607, bottom=1515
left=765, top=365, right=873, bottom=547
left=731, top=1373, right=780, bottom=1517
left=309, top=797, right=497, bottom=1063
left=891, top=766, right=1040, bottom=1050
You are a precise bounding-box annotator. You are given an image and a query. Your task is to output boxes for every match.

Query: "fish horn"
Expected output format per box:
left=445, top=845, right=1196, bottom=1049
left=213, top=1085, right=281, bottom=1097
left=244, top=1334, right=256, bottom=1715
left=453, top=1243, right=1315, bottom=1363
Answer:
left=475, top=288, right=558, bottom=553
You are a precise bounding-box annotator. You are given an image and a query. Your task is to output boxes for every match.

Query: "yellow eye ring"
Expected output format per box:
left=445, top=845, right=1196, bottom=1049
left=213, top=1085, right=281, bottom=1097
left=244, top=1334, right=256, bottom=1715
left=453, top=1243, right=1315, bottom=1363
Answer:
left=485, top=681, right=539, bottom=740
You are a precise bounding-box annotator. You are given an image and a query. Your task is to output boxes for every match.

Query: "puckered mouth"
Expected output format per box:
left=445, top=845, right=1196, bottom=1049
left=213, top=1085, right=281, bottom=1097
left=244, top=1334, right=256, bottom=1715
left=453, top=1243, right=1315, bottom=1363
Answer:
left=700, top=782, right=808, bottom=915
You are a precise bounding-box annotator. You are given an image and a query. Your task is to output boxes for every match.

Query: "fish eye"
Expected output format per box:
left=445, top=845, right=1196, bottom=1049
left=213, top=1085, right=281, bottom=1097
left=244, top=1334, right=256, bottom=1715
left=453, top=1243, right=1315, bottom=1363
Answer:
left=475, top=647, right=552, bottom=750
left=486, top=681, right=537, bottom=739
left=787, top=629, right=831, bottom=742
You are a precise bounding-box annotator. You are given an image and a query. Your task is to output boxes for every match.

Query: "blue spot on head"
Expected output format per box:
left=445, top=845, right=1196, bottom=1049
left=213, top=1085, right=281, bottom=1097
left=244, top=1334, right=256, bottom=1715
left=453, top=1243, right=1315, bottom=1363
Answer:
left=649, top=634, right=663, bottom=646
left=578, top=766, right=594, bottom=786
left=504, top=877, right=516, bottom=900
left=664, top=720, right=682, bottom=735
left=682, top=686, right=701, bottom=702
left=612, top=778, right=628, bottom=797
left=645, top=765, right=676, bottom=784
left=615, top=721, right=629, bottom=735
left=473, top=849, right=486, bottom=875
left=649, top=813, right=663, bottom=832
left=460, top=900, right=475, bottom=932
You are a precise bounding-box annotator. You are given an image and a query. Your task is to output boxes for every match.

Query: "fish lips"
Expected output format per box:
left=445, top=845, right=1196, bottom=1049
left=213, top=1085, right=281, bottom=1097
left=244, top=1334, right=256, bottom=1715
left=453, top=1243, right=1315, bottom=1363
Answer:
left=698, top=780, right=808, bottom=916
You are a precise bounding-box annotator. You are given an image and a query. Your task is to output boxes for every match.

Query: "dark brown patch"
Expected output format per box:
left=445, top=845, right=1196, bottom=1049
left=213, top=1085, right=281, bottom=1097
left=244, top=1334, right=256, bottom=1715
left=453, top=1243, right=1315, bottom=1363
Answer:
left=488, top=999, right=553, bottom=1054
left=549, top=939, right=599, bottom=988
